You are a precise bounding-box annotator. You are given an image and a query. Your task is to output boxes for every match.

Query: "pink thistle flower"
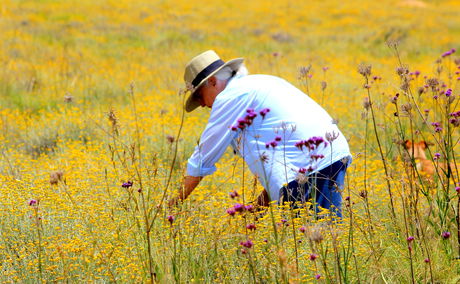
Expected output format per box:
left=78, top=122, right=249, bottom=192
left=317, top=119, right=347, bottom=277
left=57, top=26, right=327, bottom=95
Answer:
left=441, top=231, right=451, bottom=239
left=259, top=108, right=270, bottom=119
left=244, top=205, right=254, bottom=212
left=122, top=181, right=133, bottom=188
left=234, top=203, right=245, bottom=212
left=167, top=215, right=175, bottom=224
left=29, top=199, right=38, bottom=206
left=407, top=236, right=415, bottom=242
left=299, top=226, right=306, bottom=233
left=226, top=208, right=236, bottom=216
left=246, top=223, right=256, bottom=230
left=240, top=240, right=254, bottom=248
left=309, top=253, right=318, bottom=261
left=315, top=274, right=321, bottom=279
left=229, top=191, right=239, bottom=199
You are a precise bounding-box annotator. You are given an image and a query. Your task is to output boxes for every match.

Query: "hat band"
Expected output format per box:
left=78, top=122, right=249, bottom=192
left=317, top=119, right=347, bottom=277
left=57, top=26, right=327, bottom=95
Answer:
left=192, top=59, right=225, bottom=87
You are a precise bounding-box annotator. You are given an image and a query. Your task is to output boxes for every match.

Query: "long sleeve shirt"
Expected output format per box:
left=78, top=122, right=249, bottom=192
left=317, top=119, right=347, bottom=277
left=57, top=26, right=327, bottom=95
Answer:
left=186, top=74, right=352, bottom=201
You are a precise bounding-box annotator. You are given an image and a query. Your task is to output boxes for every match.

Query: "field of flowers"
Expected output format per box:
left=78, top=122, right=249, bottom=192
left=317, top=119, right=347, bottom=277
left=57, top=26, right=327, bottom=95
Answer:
left=1, top=0, right=460, bottom=282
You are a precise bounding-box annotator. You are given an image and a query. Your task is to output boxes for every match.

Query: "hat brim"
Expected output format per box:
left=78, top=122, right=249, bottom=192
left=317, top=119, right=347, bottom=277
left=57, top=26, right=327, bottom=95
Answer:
left=185, top=58, right=244, bottom=112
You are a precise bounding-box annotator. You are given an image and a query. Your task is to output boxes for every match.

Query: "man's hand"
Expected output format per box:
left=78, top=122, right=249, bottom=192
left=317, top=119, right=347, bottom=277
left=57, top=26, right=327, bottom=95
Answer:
left=168, top=176, right=203, bottom=207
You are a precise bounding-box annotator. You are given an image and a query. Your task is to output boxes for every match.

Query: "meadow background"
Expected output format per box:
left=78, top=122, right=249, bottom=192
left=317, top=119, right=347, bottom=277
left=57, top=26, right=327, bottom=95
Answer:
left=1, top=0, right=460, bottom=282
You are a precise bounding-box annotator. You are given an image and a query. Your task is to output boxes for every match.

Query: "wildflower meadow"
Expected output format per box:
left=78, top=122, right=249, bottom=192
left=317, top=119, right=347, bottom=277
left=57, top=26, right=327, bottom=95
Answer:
left=1, top=0, right=460, bottom=282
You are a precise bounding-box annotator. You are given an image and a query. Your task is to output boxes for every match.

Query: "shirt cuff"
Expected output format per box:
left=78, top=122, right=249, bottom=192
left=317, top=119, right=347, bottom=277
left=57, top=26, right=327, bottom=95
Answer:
left=186, top=160, right=217, bottom=177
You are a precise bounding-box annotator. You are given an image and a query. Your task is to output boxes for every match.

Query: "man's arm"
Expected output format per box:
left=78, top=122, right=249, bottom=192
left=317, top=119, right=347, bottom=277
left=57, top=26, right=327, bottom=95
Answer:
left=256, top=188, right=270, bottom=207
left=168, top=176, right=202, bottom=206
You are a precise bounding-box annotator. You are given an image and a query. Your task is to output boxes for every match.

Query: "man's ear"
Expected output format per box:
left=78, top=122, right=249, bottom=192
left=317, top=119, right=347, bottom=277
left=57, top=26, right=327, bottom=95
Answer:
left=208, top=76, right=217, bottom=87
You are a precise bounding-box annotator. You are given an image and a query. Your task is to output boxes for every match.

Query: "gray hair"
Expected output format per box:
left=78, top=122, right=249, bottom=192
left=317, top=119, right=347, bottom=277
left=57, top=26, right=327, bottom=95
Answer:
left=204, top=64, right=249, bottom=85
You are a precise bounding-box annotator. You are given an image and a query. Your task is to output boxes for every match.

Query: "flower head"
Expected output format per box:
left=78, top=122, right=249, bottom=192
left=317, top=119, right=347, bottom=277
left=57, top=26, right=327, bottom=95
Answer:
left=167, top=215, right=175, bottom=224
left=226, top=208, right=236, bottom=216
left=259, top=108, right=270, bottom=119
left=240, top=239, right=254, bottom=248
left=441, top=231, right=451, bottom=239
left=246, top=223, right=256, bottom=230
left=309, top=253, right=318, bottom=261
left=122, top=181, right=133, bottom=188
left=29, top=199, right=38, bottom=206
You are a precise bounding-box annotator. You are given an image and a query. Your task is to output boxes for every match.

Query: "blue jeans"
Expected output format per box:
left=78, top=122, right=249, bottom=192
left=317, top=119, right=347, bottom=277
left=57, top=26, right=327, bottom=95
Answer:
left=279, top=159, right=348, bottom=218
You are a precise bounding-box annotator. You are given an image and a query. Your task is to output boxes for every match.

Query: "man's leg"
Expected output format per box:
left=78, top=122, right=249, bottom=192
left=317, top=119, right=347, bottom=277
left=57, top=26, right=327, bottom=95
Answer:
left=315, top=160, right=347, bottom=218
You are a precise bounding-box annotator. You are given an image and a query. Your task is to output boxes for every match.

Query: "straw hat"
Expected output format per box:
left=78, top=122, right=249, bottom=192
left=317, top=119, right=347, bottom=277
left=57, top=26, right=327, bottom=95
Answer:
left=184, top=50, right=244, bottom=112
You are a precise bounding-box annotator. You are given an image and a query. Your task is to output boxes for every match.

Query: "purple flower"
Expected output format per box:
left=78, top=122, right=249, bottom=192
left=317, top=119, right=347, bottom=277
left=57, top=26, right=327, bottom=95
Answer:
left=122, top=181, right=133, bottom=188
left=234, top=203, right=245, bottom=212
left=29, top=199, right=38, bottom=206
left=407, top=236, right=415, bottom=242
left=441, top=231, right=451, bottom=239
left=433, top=95, right=438, bottom=99
left=456, top=187, right=460, bottom=194
left=295, top=140, right=305, bottom=150
left=435, top=127, right=443, bottom=133
left=299, top=226, right=306, bottom=233
left=431, top=122, right=441, bottom=127
left=424, top=258, right=430, bottom=263
left=226, top=208, right=236, bottom=216
left=442, top=50, right=453, bottom=57
left=167, top=215, right=175, bottom=224
left=231, top=125, right=238, bottom=131
left=315, top=274, right=321, bottom=280
left=274, top=135, right=282, bottom=142
left=240, top=240, right=254, bottom=248
left=311, top=154, right=325, bottom=161
left=434, top=153, right=441, bottom=160
left=299, top=168, right=307, bottom=174
left=259, top=108, right=270, bottom=119
left=309, top=253, right=318, bottom=260
left=322, top=66, right=329, bottom=72
left=281, top=219, right=287, bottom=224
left=229, top=191, right=239, bottom=199
left=244, top=205, right=254, bottom=212
left=246, top=223, right=256, bottom=230
left=445, top=88, right=452, bottom=97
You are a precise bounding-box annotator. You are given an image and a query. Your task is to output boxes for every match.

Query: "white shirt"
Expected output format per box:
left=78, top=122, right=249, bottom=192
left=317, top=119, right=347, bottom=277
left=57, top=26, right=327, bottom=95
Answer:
left=186, top=74, right=352, bottom=201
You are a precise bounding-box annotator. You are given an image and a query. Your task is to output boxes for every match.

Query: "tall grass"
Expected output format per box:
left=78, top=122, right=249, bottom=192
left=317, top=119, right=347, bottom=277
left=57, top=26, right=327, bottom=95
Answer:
left=1, top=0, right=460, bottom=282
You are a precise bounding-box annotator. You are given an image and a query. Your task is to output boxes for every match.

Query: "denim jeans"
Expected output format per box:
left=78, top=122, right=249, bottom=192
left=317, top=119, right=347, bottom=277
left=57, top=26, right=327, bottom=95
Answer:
left=279, top=159, right=348, bottom=218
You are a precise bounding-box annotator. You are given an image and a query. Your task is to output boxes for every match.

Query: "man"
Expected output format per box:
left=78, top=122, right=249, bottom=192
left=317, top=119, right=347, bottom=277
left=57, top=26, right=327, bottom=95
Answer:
left=170, top=50, right=351, bottom=218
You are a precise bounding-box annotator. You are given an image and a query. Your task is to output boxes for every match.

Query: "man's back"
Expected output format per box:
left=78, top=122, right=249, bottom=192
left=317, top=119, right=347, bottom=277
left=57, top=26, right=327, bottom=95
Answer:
left=208, top=74, right=351, bottom=200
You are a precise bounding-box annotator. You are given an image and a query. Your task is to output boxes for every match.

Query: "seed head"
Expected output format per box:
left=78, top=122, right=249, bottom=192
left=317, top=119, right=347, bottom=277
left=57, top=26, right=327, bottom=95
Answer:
left=325, top=131, right=339, bottom=143
left=321, top=81, right=327, bottom=91
left=396, top=66, right=409, bottom=77
left=363, top=97, right=371, bottom=110
left=358, top=63, right=372, bottom=77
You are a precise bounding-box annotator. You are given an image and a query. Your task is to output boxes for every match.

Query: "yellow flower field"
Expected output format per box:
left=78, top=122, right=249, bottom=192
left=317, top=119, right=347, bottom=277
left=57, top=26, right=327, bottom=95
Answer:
left=1, top=0, right=460, bottom=282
